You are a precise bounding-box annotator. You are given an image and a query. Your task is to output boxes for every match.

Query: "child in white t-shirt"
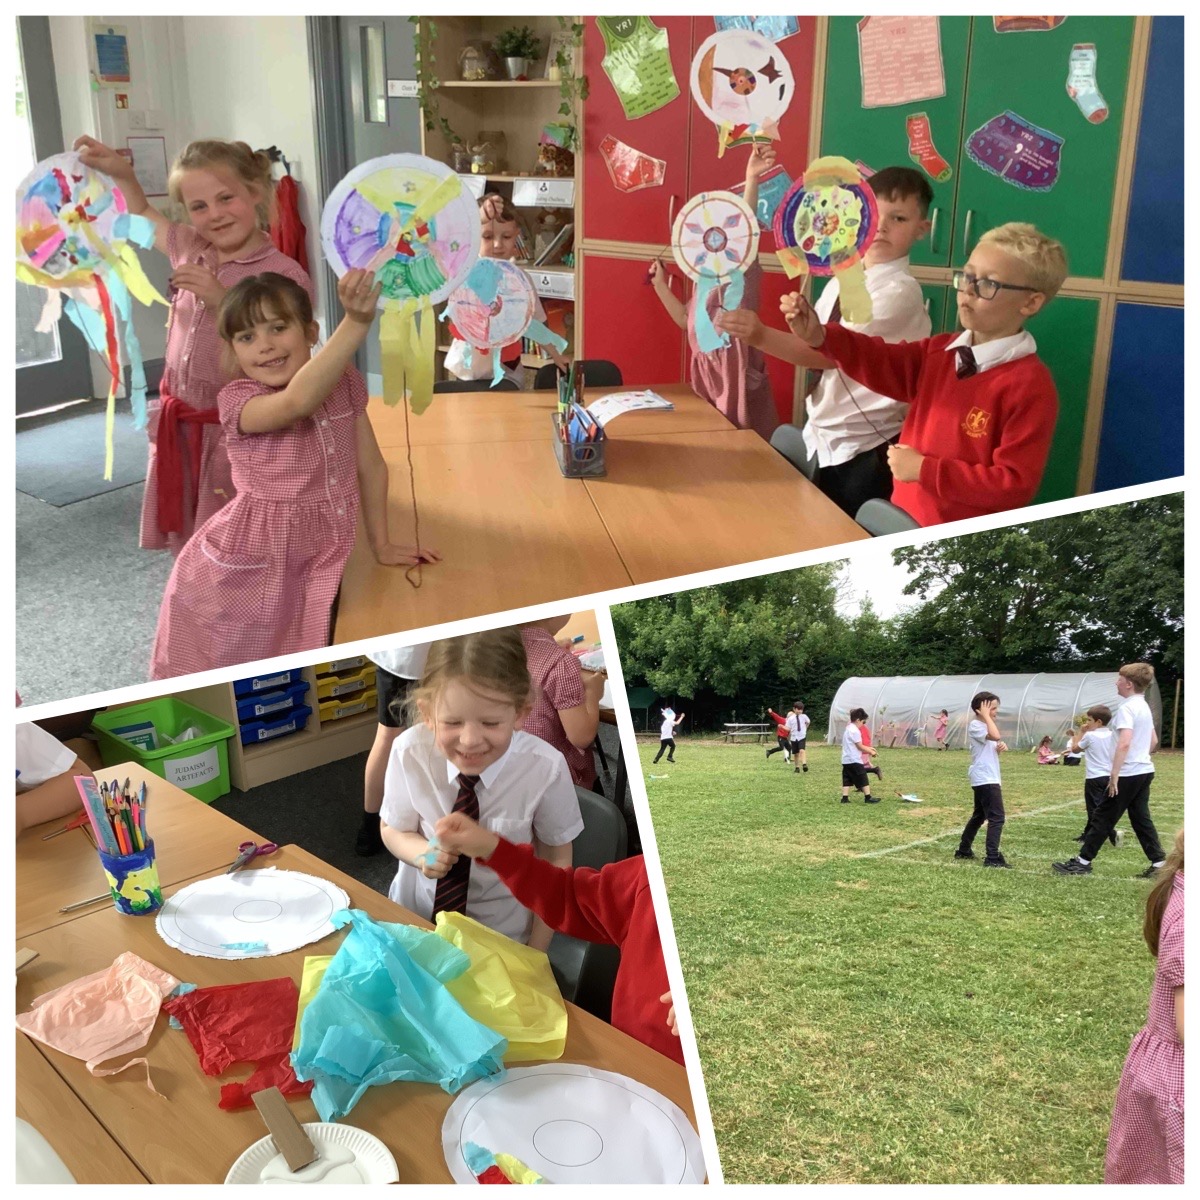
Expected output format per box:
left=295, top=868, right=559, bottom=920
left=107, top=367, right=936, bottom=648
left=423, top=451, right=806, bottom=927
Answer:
left=841, top=708, right=877, bottom=803
left=379, top=630, right=583, bottom=948
left=1069, top=706, right=1122, bottom=848
left=653, top=706, right=684, bottom=764
left=955, top=692, right=1010, bottom=867
left=786, top=701, right=811, bottom=774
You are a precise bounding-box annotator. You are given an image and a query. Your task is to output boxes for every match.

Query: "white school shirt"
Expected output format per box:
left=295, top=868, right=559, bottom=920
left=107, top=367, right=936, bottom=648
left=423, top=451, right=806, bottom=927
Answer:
left=944, top=329, right=1037, bottom=372
left=660, top=711, right=676, bottom=739
left=1111, top=694, right=1156, bottom=777
left=841, top=723, right=864, bottom=765
left=381, top=725, right=584, bottom=942
left=14, top=723, right=76, bottom=793
left=1078, top=728, right=1117, bottom=780
left=786, top=712, right=811, bottom=739
left=967, top=718, right=1002, bottom=787
left=366, top=643, right=431, bottom=681
left=803, top=256, right=931, bottom=468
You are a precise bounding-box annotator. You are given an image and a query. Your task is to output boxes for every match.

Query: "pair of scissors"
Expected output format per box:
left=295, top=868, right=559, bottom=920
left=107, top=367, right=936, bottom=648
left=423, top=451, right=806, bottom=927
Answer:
left=226, top=840, right=279, bottom=874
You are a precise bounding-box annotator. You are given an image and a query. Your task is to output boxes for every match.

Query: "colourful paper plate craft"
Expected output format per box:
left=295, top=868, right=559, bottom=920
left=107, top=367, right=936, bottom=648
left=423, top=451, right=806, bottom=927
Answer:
left=690, top=29, right=795, bottom=155
left=772, top=156, right=879, bottom=323
left=15, top=152, right=167, bottom=479
left=443, top=258, right=566, bottom=387
left=320, top=153, right=478, bottom=415
left=671, top=189, right=760, bottom=353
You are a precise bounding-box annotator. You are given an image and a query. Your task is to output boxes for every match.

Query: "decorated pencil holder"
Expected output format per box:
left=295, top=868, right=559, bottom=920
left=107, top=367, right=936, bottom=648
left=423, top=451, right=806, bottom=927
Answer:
left=552, top=412, right=607, bottom=478
left=97, top=839, right=163, bottom=916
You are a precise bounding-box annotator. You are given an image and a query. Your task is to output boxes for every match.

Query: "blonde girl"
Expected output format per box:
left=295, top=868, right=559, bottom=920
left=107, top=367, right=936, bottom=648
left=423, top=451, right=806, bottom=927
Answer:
left=74, top=135, right=313, bottom=553
left=379, top=630, right=583, bottom=949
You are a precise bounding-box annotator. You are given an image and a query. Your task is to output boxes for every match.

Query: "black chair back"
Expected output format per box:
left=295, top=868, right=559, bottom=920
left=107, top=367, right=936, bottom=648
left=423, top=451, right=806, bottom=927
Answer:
left=533, top=360, right=623, bottom=391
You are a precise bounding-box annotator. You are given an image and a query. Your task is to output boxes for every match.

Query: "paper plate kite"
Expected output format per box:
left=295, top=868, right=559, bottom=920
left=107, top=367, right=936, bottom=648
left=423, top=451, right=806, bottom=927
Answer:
left=690, top=29, right=795, bottom=155
left=671, top=189, right=760, bottom=353
left=443, top=258, right=566, bottom=387
left=320, top=153, right=478, bottom=414
left=15, top=152, right=167, bottom=478
left=772, top=156, right=879, bottom=323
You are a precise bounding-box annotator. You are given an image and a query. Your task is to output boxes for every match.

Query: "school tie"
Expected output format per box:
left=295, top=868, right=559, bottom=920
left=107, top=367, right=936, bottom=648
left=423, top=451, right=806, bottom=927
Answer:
left=955, top=345, right=979, bottom=379
left=806, top=295, right=842, bottom=395
left=432, top=774, right=481, bottom=916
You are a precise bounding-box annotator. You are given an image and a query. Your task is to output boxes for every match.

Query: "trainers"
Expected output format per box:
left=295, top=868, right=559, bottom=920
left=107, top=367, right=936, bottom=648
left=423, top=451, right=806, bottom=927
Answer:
left=765, top=748, right=771, bottom=760
left=1052, top=858, right=1092, bottom=876
left=954, top=849, right=975, bottom=860
left=355, top=814, right=385, bottom=857
left=802, top=764, right=809, bottom=773
left=1073, top=834, right=1085, bottom=843
left=794, top=767, right=801, bottom=773
left=841, top=796, right=850, bottom=804
left=1137, top=864, right=1162, bottom=880
left=1114, top=829, right=1124, bottom=847
left=983, top=856, right=1011, bottom=869
left=864, top=796, right=880, bottom=804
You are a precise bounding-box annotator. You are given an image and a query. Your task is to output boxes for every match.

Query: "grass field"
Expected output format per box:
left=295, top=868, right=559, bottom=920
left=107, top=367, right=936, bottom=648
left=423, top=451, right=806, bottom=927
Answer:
left=639, top=739, right=1185, bottom=1184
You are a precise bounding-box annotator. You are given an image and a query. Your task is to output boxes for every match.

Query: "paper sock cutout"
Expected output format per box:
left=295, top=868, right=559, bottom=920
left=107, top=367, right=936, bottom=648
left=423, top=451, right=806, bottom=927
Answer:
left=906, top=113, right=953, bottom=182
left=599, top=135, right=666, bottom=193
left=1066, top=43, right=1108, bottom=123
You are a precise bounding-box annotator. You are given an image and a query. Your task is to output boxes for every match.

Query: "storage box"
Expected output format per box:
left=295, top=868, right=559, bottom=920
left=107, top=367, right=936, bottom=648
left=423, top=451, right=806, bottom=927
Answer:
left=233, top=668, right=304, bottom=697
left=315, top=666, right=377, bottom=701
left=239, top=705, right=313, bottom=746
left=315, top=655, right=368, bottom=675
left=92, top=698, right=235, bottom=805
left=319, top=689, right=377, bottom=723
left=235, top=681, right=310, bottom=723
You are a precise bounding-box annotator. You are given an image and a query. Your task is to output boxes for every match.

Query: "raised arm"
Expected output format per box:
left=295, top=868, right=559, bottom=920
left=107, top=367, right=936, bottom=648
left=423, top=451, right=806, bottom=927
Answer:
left=649, top=260, right=687, bottom=330
left=74, top=135, right=172, bottom=254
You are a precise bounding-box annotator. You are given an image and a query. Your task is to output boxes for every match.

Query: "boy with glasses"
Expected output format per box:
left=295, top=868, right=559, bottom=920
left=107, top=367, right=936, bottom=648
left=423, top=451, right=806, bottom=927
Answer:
left=781, top=222, right=1066, bottom=527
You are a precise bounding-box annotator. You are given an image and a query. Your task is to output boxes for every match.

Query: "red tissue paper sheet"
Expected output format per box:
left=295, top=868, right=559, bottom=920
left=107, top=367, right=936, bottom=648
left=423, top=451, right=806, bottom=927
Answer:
left=161, top=976, right=313, bottom=1110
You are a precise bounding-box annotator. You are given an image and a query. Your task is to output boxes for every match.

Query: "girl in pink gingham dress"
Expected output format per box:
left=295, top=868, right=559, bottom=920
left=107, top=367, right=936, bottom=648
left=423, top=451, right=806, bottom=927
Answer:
left=1105, top=827, right=1184, bottom=1184
left=74, top=136, right=313, bottom=554
left=150, top=271, right=439, bottom=680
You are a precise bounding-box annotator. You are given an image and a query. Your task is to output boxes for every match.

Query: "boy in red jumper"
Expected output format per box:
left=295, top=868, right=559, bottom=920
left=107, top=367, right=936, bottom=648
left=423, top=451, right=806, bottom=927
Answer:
left=434, top=811, right=683, bottom=1065
left=781, top=222, right=1066, bottom=527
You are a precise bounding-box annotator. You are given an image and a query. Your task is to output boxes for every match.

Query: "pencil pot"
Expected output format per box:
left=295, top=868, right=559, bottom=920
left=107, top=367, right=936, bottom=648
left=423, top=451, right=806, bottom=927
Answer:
left=552, top=413, right=607, bottom=478
left=97, top=839, right=163, bottom=916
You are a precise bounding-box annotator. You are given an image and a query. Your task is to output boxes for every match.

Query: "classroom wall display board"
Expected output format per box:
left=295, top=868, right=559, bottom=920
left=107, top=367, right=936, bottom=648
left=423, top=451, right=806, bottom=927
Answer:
left=320, top=154, right=479, bottom=415
left=14, top=151, right=168, bottom=478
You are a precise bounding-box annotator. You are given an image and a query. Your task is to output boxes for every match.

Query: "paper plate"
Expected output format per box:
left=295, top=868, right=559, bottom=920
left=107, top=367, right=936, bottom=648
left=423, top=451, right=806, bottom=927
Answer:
left=156, top=868, right=350, bottom=959
left=444, top=258, right=537, bottom=351
left=671, top=190, right=760, bottom=284
left=690, top=29, right=794, bottom=134
left=224, top=1123, right=398, bottom=1185
left=442, top=1063, right=706, bottom=1185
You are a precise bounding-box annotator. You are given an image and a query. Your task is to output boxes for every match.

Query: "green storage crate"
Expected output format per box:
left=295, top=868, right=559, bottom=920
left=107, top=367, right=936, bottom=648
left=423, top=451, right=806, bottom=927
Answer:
left=92, top=697, right=236, bottom=805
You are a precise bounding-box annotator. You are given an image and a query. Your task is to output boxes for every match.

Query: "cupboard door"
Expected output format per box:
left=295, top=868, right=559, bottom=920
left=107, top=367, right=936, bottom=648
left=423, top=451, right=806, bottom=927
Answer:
left=821, top=16, right=972, bottom=268
left=1095, top=302, right=1183, bottom=490
left=580, top=253, right=685, bottom=385
left=685, top=19, right=818, bottom=255
left=581, top=16, right=693, bottom=245
left=953, top=17, right=1135, bottom=277
left=921, top=284, right=951, bottom=335
left=1121, top=16, right=1183, bottom=285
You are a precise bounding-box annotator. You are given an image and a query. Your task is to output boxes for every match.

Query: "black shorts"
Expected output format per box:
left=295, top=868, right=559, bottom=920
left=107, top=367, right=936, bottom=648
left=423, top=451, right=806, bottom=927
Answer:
left=790, top=738, right=807, bottom=752
left=375, top=665, right=415, bottom=728
left=842, top=762, right=869, bottom=790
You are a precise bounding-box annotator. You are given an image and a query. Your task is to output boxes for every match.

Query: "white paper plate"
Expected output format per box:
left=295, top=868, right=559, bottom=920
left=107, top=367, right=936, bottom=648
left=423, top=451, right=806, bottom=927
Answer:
left=156, top=868, right=350, bottom=959
left=224, top=1123, right=398, bottom=1185
left=442, top=1063, right=705, bottom=1185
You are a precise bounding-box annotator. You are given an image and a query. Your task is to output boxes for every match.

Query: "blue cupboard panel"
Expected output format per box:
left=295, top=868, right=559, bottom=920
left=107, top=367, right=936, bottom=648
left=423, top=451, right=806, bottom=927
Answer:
left=1094, top=302, right=1183, bottom=491
left=1120, top=16, right=1184, bottom=284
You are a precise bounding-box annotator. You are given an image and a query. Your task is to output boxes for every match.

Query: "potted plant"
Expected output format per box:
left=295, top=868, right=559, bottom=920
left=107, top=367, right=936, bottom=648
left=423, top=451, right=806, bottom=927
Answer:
left=494, top=25, right=541, bottom=80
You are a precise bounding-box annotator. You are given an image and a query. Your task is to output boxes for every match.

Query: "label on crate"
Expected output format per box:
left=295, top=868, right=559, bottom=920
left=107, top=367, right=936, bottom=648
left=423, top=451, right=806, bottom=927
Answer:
left=457, top=174, right=487, bottom=199
left=165, top=746, right=220, bottom=790
left=325, top=656, right=365, bottom=673
left=249, top=672, right=290, bottom=691
left=512, top=177, right=575, bottom=208
left=532, top=270, right=575, bottom=301
left=257, top=718, right=299, bottom=741
left=333, top=700, right=369, bottom=719
left=332, top=679, right=367, bottom=698
left=253, top=697, right=292, bottom=716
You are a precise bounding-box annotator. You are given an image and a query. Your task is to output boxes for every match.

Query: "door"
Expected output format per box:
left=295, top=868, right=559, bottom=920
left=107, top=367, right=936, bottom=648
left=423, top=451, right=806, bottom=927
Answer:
left=15, top=16, right=95, bottom=415
left=921, top=284, right=951, bottom=335
left=582, top=16, right=693, bottom=245
left=821, top=16, right=972, bottom=268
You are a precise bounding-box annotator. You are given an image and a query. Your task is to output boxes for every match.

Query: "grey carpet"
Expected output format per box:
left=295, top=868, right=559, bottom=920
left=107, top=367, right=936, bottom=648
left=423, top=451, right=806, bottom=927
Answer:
left=15, top=483, right=172, bottom=705
left=17, top=401, right=148, bottom=506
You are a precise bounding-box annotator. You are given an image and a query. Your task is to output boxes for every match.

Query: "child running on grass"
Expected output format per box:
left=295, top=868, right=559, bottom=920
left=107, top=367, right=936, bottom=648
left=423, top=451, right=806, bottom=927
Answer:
left=653, top=707, right=684, bottom=764
left=841, top=708, right=877, bottom=803
left=1104, top=826, right=1184, bottom=1184
left=954, top=692, right=1010, bottom=868
left=765, top=707, right=792, bottom=763
left=1070, top=706, right=1122, bottom=848
left=861, top=721, right=883, bottom=781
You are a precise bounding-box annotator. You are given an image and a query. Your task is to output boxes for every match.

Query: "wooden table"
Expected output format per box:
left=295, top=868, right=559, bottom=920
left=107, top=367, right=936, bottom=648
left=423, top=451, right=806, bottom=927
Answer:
left=16, top=763, right=264, bottom=939
left=335, top=384, right=866, bottom=643
left=15, top=843, right=698, bottom=1184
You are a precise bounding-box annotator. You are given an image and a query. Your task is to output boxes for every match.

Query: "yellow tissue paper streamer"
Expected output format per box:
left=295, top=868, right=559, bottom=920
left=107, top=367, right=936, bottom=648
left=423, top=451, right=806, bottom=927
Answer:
left=495, top=1152, right=547, bottom=1184
left=775, top=246, right=810, bottom=280
left=380, top=299, right=435, bottom=415
left=835, top=260, right=874, bottom=324
left=435, top=911, right=568, bottom=1063
left=292, top=954, right=333, bottom=1052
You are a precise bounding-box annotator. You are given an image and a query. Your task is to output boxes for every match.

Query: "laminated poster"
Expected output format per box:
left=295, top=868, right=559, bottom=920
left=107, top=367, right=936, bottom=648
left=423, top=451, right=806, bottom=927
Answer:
left=714, top=15, right=800, bottom=43
left=857, top=16, right=946, bottom=109
left=966, top=110, right=1064, bottom=192
left=596, top=16, right=680, bottom=121
left=732, top=164, right=794, bottom=232
left=599, top=135, right=666, bottom=193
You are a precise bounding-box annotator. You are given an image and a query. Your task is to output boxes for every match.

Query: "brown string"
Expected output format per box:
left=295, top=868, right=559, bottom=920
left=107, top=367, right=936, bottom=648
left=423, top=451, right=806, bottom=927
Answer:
left=401, top=362, right=422, bottom=590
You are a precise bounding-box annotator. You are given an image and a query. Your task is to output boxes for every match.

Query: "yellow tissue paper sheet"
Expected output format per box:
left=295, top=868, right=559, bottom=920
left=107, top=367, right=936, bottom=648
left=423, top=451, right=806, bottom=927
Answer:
left=804, top=155, right=864, bottom=189
left=496, top=1152, right=547, bottom=1184
left=435, top=912, right=568, bottom=1062
left=293, top=954, right=333, bottom=1052
left=835, top=261, right=874, bottom=324
left=775, top=245, right=810, bottom=280
left=380, top=300, right=435, bottom=415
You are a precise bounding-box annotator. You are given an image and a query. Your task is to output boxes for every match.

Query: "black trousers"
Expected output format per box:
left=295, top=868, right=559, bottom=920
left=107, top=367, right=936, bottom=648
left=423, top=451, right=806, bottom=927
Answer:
left=1080, top=772, right=1163, bottom=863
left=959, top=783, right=1005, bottom=860
left=653, top=738, right=676, bottom=763
left=766, top=735, right=790, bottom=757
left=816, top=441, right=894, bottom=518
left=1080, top=776, right=1119, bottom=845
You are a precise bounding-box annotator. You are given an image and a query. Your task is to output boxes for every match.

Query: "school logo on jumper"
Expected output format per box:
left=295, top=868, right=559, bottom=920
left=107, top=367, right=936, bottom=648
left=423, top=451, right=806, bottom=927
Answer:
left=962, top=407, right=991, bottom=438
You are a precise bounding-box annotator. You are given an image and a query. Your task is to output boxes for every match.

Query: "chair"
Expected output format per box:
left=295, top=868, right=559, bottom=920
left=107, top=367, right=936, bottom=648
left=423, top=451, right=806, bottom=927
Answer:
left=854, top=498, right=921, bottom=536
left=769, top=422, right=819, bottom=482
left=546, top=786, right=628, bottom=1021
left=433, top=377, right=519, bottom=393
left=532, top=360, right=623, bottom=391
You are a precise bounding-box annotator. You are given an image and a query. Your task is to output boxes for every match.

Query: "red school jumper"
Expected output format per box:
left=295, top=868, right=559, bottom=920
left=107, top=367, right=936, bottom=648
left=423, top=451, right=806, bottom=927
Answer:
left=820, top=323, right=1058, bottom=526
left=481, top=838, right=682, bottom=1065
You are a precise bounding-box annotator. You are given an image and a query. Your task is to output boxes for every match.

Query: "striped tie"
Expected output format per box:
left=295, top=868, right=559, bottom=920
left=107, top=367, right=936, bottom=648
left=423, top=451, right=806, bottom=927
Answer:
left=955, top=345, right=979, bottom=379
left=432, top=774, right=481, bottom=916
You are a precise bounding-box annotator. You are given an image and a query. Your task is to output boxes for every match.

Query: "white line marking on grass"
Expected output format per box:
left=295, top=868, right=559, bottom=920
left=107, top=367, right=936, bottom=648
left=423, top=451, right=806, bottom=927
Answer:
left=884, top=856, right=1148, bottom=883
left=856, top=799, right=1085, bottom=858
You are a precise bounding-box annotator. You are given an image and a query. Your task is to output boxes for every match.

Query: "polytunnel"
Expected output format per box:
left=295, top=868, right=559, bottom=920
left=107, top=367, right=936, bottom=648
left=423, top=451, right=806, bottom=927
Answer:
left=827, top=673, right=1163, bottom=751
